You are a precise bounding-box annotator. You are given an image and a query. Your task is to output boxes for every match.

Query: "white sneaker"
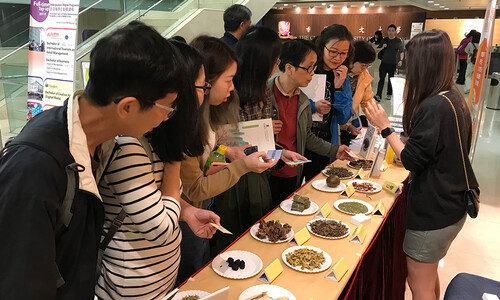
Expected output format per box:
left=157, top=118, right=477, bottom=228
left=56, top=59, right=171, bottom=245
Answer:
left=386, top=95, right=392, bottom=100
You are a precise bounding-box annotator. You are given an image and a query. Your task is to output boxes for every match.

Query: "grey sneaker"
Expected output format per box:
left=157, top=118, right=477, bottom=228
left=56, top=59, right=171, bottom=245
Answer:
left=386, top=95, right=392, bottom=100
left=374, top=95, right=381, bottom=102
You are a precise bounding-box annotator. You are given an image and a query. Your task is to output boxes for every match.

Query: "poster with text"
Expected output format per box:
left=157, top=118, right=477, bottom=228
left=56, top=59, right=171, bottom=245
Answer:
left=28, top=0, right=80, bottom=119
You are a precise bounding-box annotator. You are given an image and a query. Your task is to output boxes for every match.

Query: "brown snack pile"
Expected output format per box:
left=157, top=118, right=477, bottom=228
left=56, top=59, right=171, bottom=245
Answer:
left=348, top=159, right=373, bottom=169
left=285, top=248, right=325, bottom=271
left=352, top=182, right=376, bottom=192
left=256, top=220, right=292, bottom=242
left=324, top=167, right=353, bottom=178
left=309, top=220, right=349, bottom=238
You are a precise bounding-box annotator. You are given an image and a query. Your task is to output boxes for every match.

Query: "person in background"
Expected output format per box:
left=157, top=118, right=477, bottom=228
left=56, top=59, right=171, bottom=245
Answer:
left=0, top=21, right=182, bottom=299
left=455, top=30, right=475, bottom=85
left=369, top=30, right=383, bottom=46
left=303, top=24, right=354, bottom=182
left=220, top=4, right=252, bottom=49
left=95, top=41, right=219, bottom=300
left=364, top=29, right=478, bottom=300
left=269, top=39, right=354, bottom=204
left=375, top=24, right=403, bottom=102
left=174, top=36, right=277, bottom=285
left=340, top=40, right=377, bottom=146
left=465, top=31, right=481, bottom=94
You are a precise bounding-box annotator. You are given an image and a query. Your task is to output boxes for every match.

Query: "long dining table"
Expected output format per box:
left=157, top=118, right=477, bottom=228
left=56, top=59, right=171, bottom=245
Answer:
left=177, top=158, right=410, bottom=300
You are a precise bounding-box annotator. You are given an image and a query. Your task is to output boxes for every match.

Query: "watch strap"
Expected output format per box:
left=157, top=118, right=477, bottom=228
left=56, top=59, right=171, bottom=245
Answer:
left=381, top=127, right=395, bottom=138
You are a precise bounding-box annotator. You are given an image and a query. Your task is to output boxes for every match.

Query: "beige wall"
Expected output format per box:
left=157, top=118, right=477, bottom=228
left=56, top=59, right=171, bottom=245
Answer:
left=425, top=19, right=500, bottom=46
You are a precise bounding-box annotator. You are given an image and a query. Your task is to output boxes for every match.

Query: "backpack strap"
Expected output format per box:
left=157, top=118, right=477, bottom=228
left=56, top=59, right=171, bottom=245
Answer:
left=7, top=129, right=83, bottom=232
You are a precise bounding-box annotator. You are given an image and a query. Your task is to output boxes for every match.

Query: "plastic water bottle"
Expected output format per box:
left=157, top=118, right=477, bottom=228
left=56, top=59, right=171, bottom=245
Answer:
left=204, top=145, right=227, bottom=174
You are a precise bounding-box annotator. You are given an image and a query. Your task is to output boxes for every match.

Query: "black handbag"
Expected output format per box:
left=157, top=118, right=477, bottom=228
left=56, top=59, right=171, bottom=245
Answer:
left=442, top=94, right=480, bottom=218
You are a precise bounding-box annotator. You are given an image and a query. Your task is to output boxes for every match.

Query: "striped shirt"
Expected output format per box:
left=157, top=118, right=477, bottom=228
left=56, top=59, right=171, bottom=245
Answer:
left=95, top=136, right=181, bottom=300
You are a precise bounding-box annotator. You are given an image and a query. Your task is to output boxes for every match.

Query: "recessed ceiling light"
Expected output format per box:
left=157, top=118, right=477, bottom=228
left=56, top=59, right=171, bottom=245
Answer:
left=369, top=2, right=375, bottom=6
left=434, top=3, right=440, bottom=6
left=284, top=3, right=288, bottom=6
left=444, top=7, right=449, bottom=10
left=321, top=2, right=326, bottom=5
left=440, top=5, right=444, bottom=8
left=428, top=0, right=434, bottom=2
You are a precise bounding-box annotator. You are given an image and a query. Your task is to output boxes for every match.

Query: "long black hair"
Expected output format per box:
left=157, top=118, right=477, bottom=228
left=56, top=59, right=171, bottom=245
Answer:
left=234, top=26, right=282, bottom=108
left=149, top=40, right=205, bottom=162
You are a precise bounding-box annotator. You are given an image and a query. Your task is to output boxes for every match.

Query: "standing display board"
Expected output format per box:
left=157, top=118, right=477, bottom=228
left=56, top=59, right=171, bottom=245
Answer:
left=467, top=0, right=497, bottom=161
left=27, top=0, right=80, bottom=119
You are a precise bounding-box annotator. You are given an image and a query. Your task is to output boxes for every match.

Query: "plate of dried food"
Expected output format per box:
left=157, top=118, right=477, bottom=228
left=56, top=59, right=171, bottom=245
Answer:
left=211, top=250, right=263, bottom=279
left=238, top=284, right=296, bottom=300
left=346, top=179, right=382, bottom=193
left=321, top=166, right=354, bottom=179
left=307, top=218, right=350, bottom=239
left=171, top=290, right=210, bottom=300
left=282, top=245, right=332, bottom=273
left=280, top=194, right=319, bottom=216
left=333, top=199, right=373, bottom=215
left=347, top=159, right=373, bottom=170
left=312, top=179, right=346, bottom=193
left=250, top=220, right=294, bottom=243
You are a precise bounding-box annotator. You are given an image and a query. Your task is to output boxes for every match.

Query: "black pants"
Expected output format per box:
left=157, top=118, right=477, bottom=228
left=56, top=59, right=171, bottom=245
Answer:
left=303, top=149, right=330, bottom=182
left=269, top=175, right=298, bottom=207
left=456, top=59, right=467, bottom=84
left=376, top=63, right=397, bottom=97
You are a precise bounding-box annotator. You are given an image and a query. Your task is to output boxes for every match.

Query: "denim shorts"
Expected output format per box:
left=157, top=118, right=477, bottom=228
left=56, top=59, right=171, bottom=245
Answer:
left=403, top=215, right=466, bottom=263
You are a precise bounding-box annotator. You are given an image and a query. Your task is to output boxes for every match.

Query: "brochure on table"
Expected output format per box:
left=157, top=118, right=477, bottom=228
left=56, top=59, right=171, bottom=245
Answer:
left=360, top=125, right=377, bottom=159
left=300, top=74, right=327, bottom=122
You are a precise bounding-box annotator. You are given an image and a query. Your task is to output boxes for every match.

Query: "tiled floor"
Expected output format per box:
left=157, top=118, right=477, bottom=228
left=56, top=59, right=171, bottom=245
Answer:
left=368, top=67, right=500, bottom=299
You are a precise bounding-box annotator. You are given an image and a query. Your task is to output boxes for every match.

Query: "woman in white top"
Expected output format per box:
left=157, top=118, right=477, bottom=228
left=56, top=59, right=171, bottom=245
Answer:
left=95, top=41, right=219, bottom=300
left=465, top=31, right=481, bottom=93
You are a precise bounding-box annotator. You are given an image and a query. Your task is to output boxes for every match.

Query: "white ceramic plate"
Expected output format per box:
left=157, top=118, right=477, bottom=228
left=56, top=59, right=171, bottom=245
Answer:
left=250, top=222, right=294, bottom=244
left=346, top=179, right=382, bottom=194
left=312, top=179, right=346, bottom=193
left=321, top=167, right=354, bottom=179
left=280, top=198, right=319, bottom=216
left=238, top=284, right=296, bottom=300
left=333, top=199, right=374, bottom=215
left=211, top=250, right=263, bottom=279
left=282, top=245, right=332, bottom=273
left=307, top=218, right=351, bottom=239
left=347, top=160, right=373, bottom=170
left=171, top=290, right=210, bottom=300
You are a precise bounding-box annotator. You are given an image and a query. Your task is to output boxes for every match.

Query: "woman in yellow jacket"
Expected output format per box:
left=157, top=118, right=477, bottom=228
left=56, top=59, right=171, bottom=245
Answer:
left=340, top=40, right=377, bottom=146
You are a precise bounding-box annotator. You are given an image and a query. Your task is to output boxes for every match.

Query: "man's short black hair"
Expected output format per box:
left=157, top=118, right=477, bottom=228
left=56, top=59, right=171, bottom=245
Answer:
left=84, top=21, right=183, bottom=109
left=388, top=24, right=397, bottom=30
left=352, top=40, right=376, bottom=64
left=279, top=39, right=316, bottom=72
left=223, top=4, right=252, bottom=32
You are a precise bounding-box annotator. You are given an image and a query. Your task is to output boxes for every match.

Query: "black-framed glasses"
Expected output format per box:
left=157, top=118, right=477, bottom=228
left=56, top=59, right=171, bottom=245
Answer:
left=113, top=96, right=177, bottom=118
left=324, top=46, right=349, bottom=58
left=195, top=82, right=212, bottom=95
left=293, top=64, right=317, bottom=73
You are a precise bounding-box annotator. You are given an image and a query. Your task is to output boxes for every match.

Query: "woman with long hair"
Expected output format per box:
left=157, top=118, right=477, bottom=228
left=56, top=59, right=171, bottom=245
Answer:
left=303, top=24, right=354, bottom=181
left=364, top=30, right=479, bottom=300
left=175, top=36, right=277, bottom=284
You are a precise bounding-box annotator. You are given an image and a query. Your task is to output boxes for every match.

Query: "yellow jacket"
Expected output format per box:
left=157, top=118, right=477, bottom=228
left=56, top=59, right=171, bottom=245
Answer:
left=352, top=69, right=374, bottom=115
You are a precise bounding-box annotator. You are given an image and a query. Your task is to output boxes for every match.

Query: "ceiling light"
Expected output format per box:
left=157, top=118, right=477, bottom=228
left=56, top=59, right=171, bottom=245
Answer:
left=342, top=6, right=348, bottom=13
left=364, top=1, right=369, bottom=4
left=321, top=2, right=326, bottom=5
left=428, top=0, right=434, bottom=2
left=440, top=5, right=444, bottom=8
left=296, top=7, right=301, bottom=12
left=434, top=3, right=440, bottom=6
left=369, top=2, right=375, bottom=6
left=284, top=3, right=288, bottom=6
left=444, top=7, right=449, bottom=10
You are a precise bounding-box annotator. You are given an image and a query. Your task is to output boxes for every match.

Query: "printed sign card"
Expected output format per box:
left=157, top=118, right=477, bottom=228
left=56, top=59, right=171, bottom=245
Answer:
left=289, top=227, right=311, bottom=246
left=340, top=184, right=355, bottom=198
left=315, top=203, right=332, bottom=218
left=258, top=258, right=283, bottom=284
left=326, top=257, right=349, bottom=282
left=349, top=224, right=367, bottom=244
left=372, top=200, right=387, bottom=217
left=382, top=180, right=402, bottom=194
left=360, top=125, right=377, bottom=159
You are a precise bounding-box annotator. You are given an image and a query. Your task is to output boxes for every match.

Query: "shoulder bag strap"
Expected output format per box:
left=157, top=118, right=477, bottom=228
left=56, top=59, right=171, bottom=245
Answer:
left=441, top=94, right=470, bottom=190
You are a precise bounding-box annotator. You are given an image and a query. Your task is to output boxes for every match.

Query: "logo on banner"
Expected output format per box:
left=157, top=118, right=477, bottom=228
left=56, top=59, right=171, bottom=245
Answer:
left=31, top=0, right=50, bottom=22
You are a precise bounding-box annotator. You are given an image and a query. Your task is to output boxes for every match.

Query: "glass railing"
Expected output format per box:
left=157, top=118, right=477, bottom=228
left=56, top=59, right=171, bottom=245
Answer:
left=0, top=0, right=243, bottom=134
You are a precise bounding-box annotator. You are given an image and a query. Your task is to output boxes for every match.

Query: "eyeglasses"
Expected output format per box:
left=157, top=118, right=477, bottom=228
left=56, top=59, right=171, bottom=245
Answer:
left=195, top=82, right=212, bottom=95
left=275, top=58, right=281, bottom=66
left=324, top=47, right=349, bottom=58
left=293, top=64, right=317, bottom=73
left=113, top=97, right=177, bottom=118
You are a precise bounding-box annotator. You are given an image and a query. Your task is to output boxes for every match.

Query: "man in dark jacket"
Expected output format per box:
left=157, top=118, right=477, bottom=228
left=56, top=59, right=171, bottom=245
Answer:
left=220, top=4, right=252, bottom=49
left=0, top=21, right=183, bottom=299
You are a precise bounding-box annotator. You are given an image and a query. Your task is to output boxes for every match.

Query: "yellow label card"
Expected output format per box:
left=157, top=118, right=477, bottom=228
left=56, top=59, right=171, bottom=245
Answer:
left=258, top=258, right=283, bottom=284
left=316, top=203, right=332, bottom=218
left=382, top=180, right=402, bottom=194
left=372, top=200, right=387, bottom=217
left=289, top=227, right=311, bottom=246
left=326, top=257, right=349, bottom=282
left=340, top=184, right=355, bottom=198
left=354, top=168, right=367, bottom=180
left=381, top=160, right=389, bottom=171
left=386, top=145, right=394, bottom=164
left=350, top=224, right=367, bottom=244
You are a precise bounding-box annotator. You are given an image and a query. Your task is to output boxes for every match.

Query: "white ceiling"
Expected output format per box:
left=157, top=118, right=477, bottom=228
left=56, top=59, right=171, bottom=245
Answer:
left=274, top=0, right=494, bottom=11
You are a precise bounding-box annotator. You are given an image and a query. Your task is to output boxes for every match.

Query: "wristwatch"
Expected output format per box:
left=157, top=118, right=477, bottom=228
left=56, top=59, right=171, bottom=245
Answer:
left=381, top=127, right=395, bottom=138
